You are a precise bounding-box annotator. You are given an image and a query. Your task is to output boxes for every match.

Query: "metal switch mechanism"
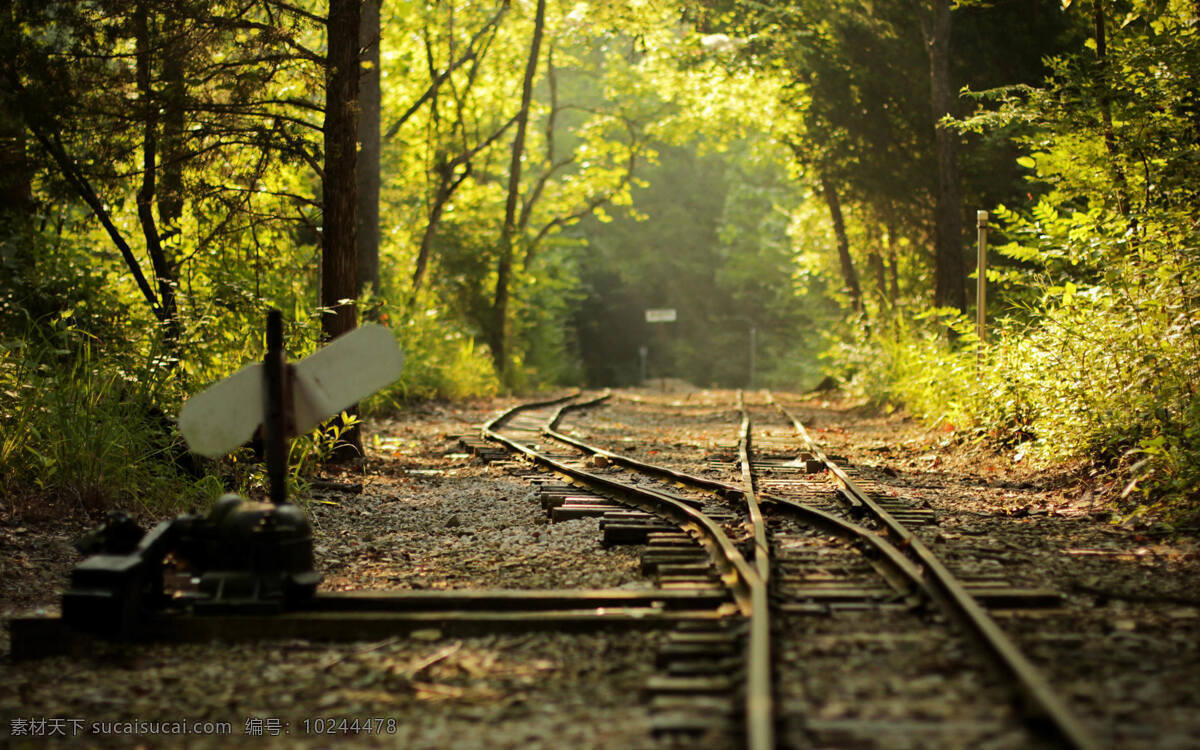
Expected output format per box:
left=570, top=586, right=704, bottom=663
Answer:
left=62, top=311, right=405, bottom=636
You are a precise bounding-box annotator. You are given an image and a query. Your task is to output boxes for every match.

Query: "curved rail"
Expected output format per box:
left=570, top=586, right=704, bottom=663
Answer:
left=485, top=393, right=773, bottom=750
left=545, top=396, right=933, bottom=595
left=490, top=391, right=1098, bottom=750
left=534, top=393, right=962, bottom=750
left=767, top=392, right=1099, bottom=750
left=735, top=390, right=770, bottom=584
left=732, top=390, right=771, bottom=750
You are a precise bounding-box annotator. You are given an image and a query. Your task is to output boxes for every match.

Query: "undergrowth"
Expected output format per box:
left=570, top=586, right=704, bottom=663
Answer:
left=0, top=284, right=501, bottom=520
left=840, top=215, right=1200, bottom=529
left=0, top=331, right=221, bottom=519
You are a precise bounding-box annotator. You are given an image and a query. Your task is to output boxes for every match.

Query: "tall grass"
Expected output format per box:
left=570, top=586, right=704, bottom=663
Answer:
left=0, top=335, right=220, bottom=518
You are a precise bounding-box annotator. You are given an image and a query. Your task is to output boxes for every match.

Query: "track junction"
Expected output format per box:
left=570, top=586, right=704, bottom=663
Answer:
left=4, top=387, right=1200, bottom=749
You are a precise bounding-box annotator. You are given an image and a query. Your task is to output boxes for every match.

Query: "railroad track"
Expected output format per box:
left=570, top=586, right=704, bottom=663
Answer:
left=477, top=390, right=1100, bottom=750
left=9, top=387, right=1101, bottom=749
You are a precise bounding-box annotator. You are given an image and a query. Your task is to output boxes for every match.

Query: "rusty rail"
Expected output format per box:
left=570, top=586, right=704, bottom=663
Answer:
left=767, top=392, right=1100, bottom=750
left=484, top=393, right=774, bottom=750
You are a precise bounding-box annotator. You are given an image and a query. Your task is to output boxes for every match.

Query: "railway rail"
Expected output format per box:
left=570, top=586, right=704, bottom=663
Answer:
left=481, top=389, right=1100, bottom=750
left=8, top=386, right=1102, bottom=749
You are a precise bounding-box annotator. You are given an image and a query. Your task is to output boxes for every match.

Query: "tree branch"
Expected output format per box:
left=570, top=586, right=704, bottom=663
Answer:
left=382, top=0, right=510, bottom=142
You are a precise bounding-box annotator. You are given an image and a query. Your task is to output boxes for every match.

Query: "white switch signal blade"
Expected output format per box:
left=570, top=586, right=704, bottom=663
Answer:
left=178, top=363, right=265, bottom=457
left=178, top=323, right=405, bottom=456
left=291, top=323, right=406, bottom=434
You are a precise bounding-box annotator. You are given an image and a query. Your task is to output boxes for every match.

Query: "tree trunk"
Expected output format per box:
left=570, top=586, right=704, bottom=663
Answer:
left=134, top=0, right=181, bottom=350
left=322, top=0, right=362, bottom=459
left=886, top=219, right=901, bottom=305
left=867, top=226, right=888, bottom=312
left=0, top=102, right=33, bottom=233
left=1091, top=0, right=1131, bottom=218
left=0, top=5, right=33, bottom=238
left=921, top=0, right=966, bottom=313
left=818, top=171, right=865, bottom=316
left=157, top=3, right=185, bottom=239
left=356, top=0, right=381, bottom=301
left=489, top=0, right=546, bottom=380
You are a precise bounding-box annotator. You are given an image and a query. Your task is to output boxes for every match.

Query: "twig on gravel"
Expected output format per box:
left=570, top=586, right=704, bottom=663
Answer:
left=407, top=641, right=463, bottom=679
left=319, top=636, right=405, bottom=671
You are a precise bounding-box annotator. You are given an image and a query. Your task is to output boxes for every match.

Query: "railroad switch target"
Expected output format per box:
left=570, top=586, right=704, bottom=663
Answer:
left=11, top=354, right=743, bottom=662
left=5, top=385, right=1103, bottom=750
left=58, top=311, right=405, bottom=638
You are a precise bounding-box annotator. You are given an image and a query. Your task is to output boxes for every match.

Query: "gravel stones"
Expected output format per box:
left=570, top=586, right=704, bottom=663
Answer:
left=4, top=389, right=1200, bottom=748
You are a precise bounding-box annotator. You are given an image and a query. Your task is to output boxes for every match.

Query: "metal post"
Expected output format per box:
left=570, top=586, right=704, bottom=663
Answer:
left=657, top=324, right=667, bottom=392
left=976, top=210, right=988, bottom=345
left=749, top=327, right=757, bottom=390
left=638, top=345, right=648, bottom=386
left=263, top=310, right=289, bottom=505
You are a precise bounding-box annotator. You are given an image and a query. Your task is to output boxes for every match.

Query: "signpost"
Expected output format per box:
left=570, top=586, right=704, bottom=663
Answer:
left=749, top=326, right=757, bottom=390
left=644, top=308, right=676, bottom=391
left=977, top=210, right=989, bottom=374
left=60, top=312, right=407, bottom=636
left=977, top=210, right=988, bottom=346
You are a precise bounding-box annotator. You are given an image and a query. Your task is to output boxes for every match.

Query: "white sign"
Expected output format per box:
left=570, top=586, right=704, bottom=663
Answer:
left=179, top=323, right=405, bottom=456
left=645, top=308, right=677, bottom=323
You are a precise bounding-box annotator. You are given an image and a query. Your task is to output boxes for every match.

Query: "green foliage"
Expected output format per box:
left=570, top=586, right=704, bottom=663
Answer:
left=833, top=0, right=1200, bottom=526
left=849, top=201, right=1200, bottom=525
left=289, top=409, right=361, bottom=477
left=573, top=139, right=821, bottom=389
left=368, top=296, right=499, bottom=405
left=11, top=0, right=1195, bottom=531
left=850, top=258, right=1200, bottom=526
left=0, top=325, right=218, bottom=517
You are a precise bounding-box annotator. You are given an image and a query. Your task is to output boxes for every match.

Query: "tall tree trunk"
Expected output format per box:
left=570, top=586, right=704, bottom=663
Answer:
left=867, top=224, right=888, bottom=312
left=1090, top=0, right=1131, bottom=218
left=0, top=3, right=32, bottom=233
left=322, top=0, right=362, bottom=459
left=356, top=0, right=381, bottom=301
left=921, top=0, right=966, bottom=313
left=134, top=0, right=181, bottom=349
left=157, top=4, right=185, bottom=238
left=0, top=5, right=32, bottom=243
left=489, top=0, right=546, bottom=380
left=818, top=171, right=865, bottom=317
left=886, top=219, right=901, bottom=305
left=0, top=103, right=33, bottom=235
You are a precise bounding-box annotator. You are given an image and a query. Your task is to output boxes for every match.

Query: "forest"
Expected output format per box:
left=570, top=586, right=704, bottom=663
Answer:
left=1, top=0, right=1197, bottom=528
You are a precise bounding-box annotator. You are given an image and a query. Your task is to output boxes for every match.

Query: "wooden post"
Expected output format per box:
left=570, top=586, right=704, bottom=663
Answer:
left=976, top=210, right=988, bottom=345
left=749, top=327, right=757, bottom=390
left=264, top=310, right=289, bottom=506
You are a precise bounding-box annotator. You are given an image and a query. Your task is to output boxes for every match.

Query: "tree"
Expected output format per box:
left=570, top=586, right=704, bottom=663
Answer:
left=689, top=0, right=936, bottom=320
left=914, top=0, right=966, bottom=312
left=404, top=0, right=513, bottom=294
left=356, top=0, right=382, bottom=299
left=322, top=0, right=362, bottom=458
left=133, top=0, right=182, bottom=350
left=818, top=171, right=864, bottom=315
left=490, top=0, right=547, bottom=377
